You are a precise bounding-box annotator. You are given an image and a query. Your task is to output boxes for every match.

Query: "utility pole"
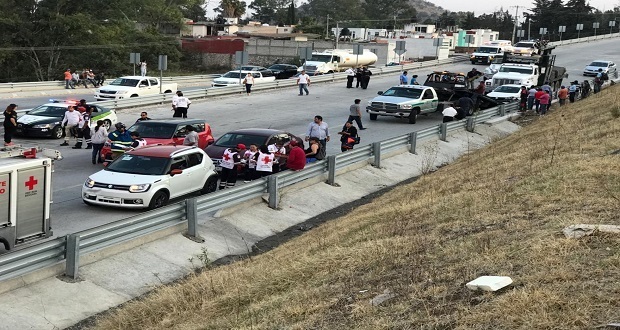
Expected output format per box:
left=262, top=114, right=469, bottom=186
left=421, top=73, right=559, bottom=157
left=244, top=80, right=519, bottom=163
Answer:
left=510, top=6, right=520, bottom=44
left=336, top=21, right=339, bottom=49
left=326, top=14, right=330, bottom=39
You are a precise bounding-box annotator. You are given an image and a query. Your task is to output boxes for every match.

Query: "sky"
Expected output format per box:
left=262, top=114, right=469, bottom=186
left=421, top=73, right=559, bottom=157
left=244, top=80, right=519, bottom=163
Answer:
left=428, top=0, right=618, bottom=14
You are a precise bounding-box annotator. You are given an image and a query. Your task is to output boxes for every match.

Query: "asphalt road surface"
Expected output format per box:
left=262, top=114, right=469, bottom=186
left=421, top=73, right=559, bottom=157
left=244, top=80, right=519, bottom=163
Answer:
left=4, top=37, right=620, bottom=244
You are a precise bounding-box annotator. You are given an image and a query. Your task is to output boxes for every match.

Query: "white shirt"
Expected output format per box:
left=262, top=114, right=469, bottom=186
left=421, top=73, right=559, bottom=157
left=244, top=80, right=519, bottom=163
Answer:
left=268, top=144, right=286, bottom=163
left=244, top=150, right=258, bottom=168
left=220, top=149, right=237, bottom=169
left=183, top=131, right=199, bottom=146
left=345, top=68, right=355, bottom=76
left=298, top=74, right=310, bottom=84
left=173, top=97, right=191, bottom=108
left=442, top=106, right=458, bottom=117
left=90, top=126, right=108, bottom=144
left=256, top=152, right=274, bottom=172
left=244, top=75, right=254, bottom=85
left=61, top=110, right=83, bottom=126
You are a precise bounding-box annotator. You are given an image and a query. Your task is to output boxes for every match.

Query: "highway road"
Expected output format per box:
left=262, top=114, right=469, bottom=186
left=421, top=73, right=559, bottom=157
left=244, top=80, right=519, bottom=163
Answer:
left=4, top=37, right=620, bottom=245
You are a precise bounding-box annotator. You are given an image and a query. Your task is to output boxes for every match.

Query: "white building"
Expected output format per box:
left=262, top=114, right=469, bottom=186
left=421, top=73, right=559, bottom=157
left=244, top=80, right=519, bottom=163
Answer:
left=331, top=28, right=388, bottom=40
left=403, top=24, right=436, bottom=34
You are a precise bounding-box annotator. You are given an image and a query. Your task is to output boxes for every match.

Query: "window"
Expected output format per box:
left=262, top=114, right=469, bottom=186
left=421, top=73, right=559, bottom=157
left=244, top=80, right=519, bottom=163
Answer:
left=170, top=157, right=188, bottom=171
left=253, top=73, right=261, bottom=78
left=139, top=80, right=148, bottom=87
left=186, top=153, right=203, bottom=167
left=423, top=90, right=434, bottom=99
left=149, top=79, right=158, bottom=86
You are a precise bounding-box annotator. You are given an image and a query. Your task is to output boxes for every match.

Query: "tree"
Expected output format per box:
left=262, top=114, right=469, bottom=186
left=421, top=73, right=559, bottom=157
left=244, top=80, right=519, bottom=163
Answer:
left=215, top=0, right=247, bottom=18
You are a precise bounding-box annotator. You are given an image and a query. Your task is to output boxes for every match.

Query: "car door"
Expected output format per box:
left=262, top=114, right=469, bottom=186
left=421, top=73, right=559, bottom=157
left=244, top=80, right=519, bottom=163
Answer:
left=167, top=155, right=194, bottom=197
left=172, top=124, right=188, bottom=146
left=185, top=152, right=208, bottom=191
left=422, top=89, right=436, bottom=113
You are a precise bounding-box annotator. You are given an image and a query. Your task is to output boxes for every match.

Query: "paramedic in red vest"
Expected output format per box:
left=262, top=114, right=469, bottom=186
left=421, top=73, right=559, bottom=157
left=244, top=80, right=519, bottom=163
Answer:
left=255, top=144, right=274, bottom=177
left=219, top=143, right=246, bottom=189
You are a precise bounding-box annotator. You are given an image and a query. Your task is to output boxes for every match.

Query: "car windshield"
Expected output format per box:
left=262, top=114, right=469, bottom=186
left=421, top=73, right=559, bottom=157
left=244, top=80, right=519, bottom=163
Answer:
left=27, top=105, right=68, bottom=117
left=476, top=47, right=499, bottom=53
left=514, top=42, right=535, bottom=48
left=215, top=133, right=267, bottom=148
left=128, top=122, right=177, bottom=139
left=499, top=66, right=533, bottom=74
left=309, top=54, right=332, bottom=62
left=108, top=78, right=140, bottom=87
left=382, top=87, right=422, bottom=99
left=222, top=72, right=244, bottom=78
left=494, top=86, right=521, bottom=93
left=240, top=66, right=262, bottom=71
left=589, top=62, right=608, bottom=67
left=106, top=155, right=170, bottom=175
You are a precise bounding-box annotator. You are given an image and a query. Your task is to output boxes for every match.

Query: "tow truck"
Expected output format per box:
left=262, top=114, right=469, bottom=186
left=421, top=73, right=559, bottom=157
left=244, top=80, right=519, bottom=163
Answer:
left=423, top=71, right=502, bottom=114
left=0, top=146, right=61, bottom=252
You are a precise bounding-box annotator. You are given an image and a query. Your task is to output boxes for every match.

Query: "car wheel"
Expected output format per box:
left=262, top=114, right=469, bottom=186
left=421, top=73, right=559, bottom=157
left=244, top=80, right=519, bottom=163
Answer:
left=148, top=191, right=169, bottom=210
left=369, top=114, right=378, bottom=121
left=408, top=109, right=419, bottom=124
left=52, top=125, right=63, bottom=139
left=201, top=175, right=219, bottom=194
left=103, top=119, right=112, bottom=130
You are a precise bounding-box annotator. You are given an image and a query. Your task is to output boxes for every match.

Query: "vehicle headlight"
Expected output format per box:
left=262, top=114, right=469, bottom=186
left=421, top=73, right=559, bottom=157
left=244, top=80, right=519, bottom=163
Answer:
left=492, top=69, right=498, bottom=73
left=367, top=101, right=372, bottom=107
left=33, top=124, right=51, bottom=128
left=85, top=178, right=95, bottom=188
left=129, top=184, right=151, bottom=193
left=399, top=104, right=413, bottom=109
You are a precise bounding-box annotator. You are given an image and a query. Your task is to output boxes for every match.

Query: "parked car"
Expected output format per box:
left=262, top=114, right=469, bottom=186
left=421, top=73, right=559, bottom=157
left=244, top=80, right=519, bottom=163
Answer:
left=205, top=128, right=304, bottom=172
left=94, top=76, right=177, bottom=101
left=268, top=64, right=299, bottom=79
left=583, top=60, right=617, bottom=77
left=16, top=100, right=117, bottom=139
left=211, top=70, right=276, bottom=87
left=83, top=145, right=219, bottom=209
left=100, top=119, right=214, bottom=161
left=486, top=84, right=522, bottom=103
left=366, top=85, right=439, bottom=124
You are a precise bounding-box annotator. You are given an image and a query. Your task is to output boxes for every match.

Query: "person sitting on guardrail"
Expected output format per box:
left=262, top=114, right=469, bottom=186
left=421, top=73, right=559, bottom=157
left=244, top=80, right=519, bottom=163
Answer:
left=410, top=74, right=419, bottom=85
left=86, top=70, right=98, bottom=87
left=283, top=140, right=305, bottom=171
left=95, top=72, right=105, bottom=86
left=71, top=71, right=80, bottom=88
left=305, top=137, right=325, bottom=163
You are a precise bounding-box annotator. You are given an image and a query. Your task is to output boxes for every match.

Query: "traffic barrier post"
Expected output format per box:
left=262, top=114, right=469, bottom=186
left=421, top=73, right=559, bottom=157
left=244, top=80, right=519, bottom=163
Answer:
left=268, top=175, right=279, bottom=209
left=466, top=117, right=476, bottom=132
left=372, top=142, right=381, bottom=168
left=184, top=198, right=204, bottom=243
left=440, top=123, right=448, bottom=141
left=499, top=104, right=506, bottom=117
left=65, top=234, right=80, bottom=280
left=409, top=132, right=418, bottom=154
left=327, top=155, right=337, bottom=186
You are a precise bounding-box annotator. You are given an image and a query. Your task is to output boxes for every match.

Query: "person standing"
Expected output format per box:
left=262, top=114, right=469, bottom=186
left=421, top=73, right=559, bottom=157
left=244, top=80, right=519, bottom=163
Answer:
left=255, top=144, right=274, bottom=177
left=108, top=122, right=132, bottom=159
left=60, top=106, right=83, bottom=146
left=73, top=105, right=93, bottom=149
left=136, top=111, right=151, bottom=123
left=534, top=88, right=544, bottom=113
left=267, top=140, right=286, bottom=173
left=519, top=86, right=528, bottom=111
left=219, top=143, right=246, bottom=189
left=297, top=70, right=311, bottom=96
left=594, top=68, right=604, bottom=94
left=442, top=105, right=458, bottom=123
left=243, top=144, right=259, bottom=182
left=399, top=71, right=408, bottom=85
left=127, top=132, right=147, bottom=150
left=361, top=67, right=372, bottom=89
left=345, top=67, right=355, bottom=88
left=527, top=86, right=537, bottom=110
left=64, top=69, right=74, bottom=89
left=338, top=121, right=358, bottom=152
left=90, top=120, right=108, bottom=164
left=466, top=68, right=480, bottom=90
left=410, top=74, right=419, bottom=85
left=283, top=140, right=305, bottom=171
left=306, top=115, right=330, bottom=148
left=557, top=86, right=568, bottom=106
left=539, top=90, right=550, bottom=115
left=242, top=72, right=254, bottom=95
left=182, top=125, right=199, bottom=146
left=568, top=81, right=578, bottom=103
left=3, top=104, right=18, bottom=146
left=172, top=92, right=191, bottom=118
left=348, top=99, right=366, bottom=130
left=355, top=67, right=362, bottom=88
left=139, top=61, right=147, bottom=77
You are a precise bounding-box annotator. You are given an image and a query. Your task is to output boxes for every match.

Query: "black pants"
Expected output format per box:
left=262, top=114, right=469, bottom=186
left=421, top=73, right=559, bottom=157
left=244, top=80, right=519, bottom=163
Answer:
left=361, top=77, right=370, bottom=89
left=219, top=167, right=238, bottom=189
left=173, top=107, right=187, bottom=118
left=348, top=115, right=364, bottom=129
left=3, top=127, right=15, bottom=143
left=443, top=116, right=454, bottom=123
left=346, top=76, right=354, bottom=88
left=245, top=84, right=252, bottom=94
left=91, top=143, right=104, bottom=164
left=356, top=76, right=361, bottom=88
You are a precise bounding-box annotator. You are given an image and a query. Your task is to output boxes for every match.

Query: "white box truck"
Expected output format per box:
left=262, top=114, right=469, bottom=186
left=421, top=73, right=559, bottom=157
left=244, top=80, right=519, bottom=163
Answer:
left=300, top=49, right=378, bottom=74
left=0, top=146, right=61, bottom=252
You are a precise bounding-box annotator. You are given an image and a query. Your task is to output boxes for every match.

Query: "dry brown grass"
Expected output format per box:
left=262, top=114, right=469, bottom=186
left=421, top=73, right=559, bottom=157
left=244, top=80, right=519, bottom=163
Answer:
left=91, top=87, right=620, bottom=330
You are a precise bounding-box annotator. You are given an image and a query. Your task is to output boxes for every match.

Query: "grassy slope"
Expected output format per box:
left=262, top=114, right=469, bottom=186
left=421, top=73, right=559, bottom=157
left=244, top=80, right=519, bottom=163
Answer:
left=93, top=87, right=620, bottom=330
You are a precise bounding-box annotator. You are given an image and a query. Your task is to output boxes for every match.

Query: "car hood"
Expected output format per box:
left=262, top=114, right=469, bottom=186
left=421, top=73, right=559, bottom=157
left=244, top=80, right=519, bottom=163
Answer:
left=372, top=95, right=422, bottom=104
left=487, top=91, right=519, bottom=98
left=98, top=85, right=138, bottom=92
left=204, top=145, right=226, bottom=160
left=18, top=114, right=61, bottom=125
left=584, top=65, right=607, bottom=72
left=89, top=170, right=165, bottom=185
left=213, top=77, right=242, bottom=84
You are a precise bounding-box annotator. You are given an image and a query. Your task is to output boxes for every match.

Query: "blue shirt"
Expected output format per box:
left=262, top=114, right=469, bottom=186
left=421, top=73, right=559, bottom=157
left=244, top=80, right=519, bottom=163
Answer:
left=399, top=74, right=408, bottom=85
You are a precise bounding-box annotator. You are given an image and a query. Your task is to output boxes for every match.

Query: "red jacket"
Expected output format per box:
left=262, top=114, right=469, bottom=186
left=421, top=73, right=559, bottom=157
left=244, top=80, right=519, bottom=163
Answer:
left=534, top=91, right=544, bottom=100
left=286, top=146, right=306, bottom=171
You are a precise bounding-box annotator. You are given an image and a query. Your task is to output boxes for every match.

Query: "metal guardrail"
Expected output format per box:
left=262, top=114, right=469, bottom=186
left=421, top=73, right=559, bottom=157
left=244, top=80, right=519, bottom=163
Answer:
left=0, top=102, right=509, bottom=283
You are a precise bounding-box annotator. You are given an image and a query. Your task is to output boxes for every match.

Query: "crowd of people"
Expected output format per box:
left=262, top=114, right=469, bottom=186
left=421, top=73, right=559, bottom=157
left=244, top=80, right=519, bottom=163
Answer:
left=63, top=69, right=105, bottom=89
left=344, top=67, right=373, bottom=89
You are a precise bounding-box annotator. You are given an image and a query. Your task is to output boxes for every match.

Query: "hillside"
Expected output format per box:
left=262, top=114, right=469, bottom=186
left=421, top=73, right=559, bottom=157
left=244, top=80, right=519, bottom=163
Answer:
left=411, top=0, right=446, bottom=19
left=90, top=88, right=620, bottom=329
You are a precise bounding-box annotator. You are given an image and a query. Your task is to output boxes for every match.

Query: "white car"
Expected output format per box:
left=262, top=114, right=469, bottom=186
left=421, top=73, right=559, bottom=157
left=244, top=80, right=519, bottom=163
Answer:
left=82, top=145, right=219, bottom=209
left=486, top=84, right=523, bottom=103
left=512, top=40, right=537, bottom=56
left=211, top=70, right=276, bottom=87
left=94, top=76, right=177, bottom=101
left=583, top=60, right=617, bottom=77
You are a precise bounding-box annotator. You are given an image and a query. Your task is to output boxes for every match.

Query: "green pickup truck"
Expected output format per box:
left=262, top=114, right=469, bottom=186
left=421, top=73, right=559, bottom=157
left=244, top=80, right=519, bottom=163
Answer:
left=365, top=85, right=440, bottom=124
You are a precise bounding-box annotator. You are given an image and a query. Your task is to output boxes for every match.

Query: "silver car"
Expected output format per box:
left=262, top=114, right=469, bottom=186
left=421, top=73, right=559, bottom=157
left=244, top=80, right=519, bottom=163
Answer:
left=583, top=60, right=617, bottom=77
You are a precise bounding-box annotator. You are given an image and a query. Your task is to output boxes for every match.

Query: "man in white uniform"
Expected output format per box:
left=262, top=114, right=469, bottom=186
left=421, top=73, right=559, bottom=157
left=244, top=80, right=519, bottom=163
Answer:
left=297, top=70, right=311, bottom=96
left=60, top=106, right=83, bottom=146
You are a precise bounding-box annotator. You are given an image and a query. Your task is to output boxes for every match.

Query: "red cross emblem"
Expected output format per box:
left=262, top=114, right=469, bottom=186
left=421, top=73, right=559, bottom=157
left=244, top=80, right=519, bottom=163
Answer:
left=25, top=176, right=38, bottom=191
left=262, top=156, right=271, bottom=164
left=222, top=153, right=231, bottom=161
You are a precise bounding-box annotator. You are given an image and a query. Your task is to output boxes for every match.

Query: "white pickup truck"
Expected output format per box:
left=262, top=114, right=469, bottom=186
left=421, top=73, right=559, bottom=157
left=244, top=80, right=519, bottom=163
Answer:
left=94, top=76, right=177, bottom=101
left=211, top=70, right=276, bottom=87
left=366, top=85, right=440, bottom=124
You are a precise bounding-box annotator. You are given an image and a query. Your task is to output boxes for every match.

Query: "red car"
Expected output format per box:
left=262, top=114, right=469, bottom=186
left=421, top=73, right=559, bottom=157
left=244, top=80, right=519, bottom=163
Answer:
left=101, top=119, right=214, bottom=161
